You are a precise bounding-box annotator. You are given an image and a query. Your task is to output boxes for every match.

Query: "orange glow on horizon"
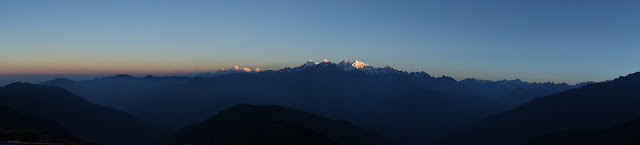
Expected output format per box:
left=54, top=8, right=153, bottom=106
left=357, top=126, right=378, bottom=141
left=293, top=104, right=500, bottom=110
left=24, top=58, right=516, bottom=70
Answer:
left=0, top=60, right=279, bottom=75
left=0, top=61, right=214, bottom=75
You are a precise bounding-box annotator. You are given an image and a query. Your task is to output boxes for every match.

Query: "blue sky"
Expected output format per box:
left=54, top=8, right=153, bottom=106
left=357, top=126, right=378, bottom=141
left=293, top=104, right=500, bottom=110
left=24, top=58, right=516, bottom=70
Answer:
left=1, top=0, right=639, bottom=84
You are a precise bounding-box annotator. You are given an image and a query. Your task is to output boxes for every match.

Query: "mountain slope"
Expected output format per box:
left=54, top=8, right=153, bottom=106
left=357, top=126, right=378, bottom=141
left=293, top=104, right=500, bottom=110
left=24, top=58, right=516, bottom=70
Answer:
left=0, top=105, right=68, bottom=137
left=526, top=115, right=640, bottom=145
left=0, top=83, right=163, bottom=145
left=441, top=72, right=640, bottom=145
left=0, top=105, right=90, bottom=144
left=165, top=104, right=394, bottom=145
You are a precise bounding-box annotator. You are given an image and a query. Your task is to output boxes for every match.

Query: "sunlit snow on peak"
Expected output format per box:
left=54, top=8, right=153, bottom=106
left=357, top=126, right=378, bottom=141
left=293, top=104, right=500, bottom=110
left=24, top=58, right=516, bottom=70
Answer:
left=351, top=60, right=370, bottom=69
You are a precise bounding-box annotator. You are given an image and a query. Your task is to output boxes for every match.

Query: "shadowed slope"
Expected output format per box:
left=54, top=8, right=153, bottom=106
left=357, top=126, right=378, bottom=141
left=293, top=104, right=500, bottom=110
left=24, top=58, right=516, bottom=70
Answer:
left=0, top=83, right=163, bottom=145
left=441, top=72, right=640, bottom=145
left=0, top=105, right=90, bottom=144
left=526, top=115, right=640, bottom=145
left=165, top=104, right=394, bottom=145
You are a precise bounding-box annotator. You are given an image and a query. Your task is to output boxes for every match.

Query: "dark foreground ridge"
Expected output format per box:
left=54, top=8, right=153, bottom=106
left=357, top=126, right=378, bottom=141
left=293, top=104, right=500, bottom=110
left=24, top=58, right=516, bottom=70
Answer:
left=164, top=104, right=394, bottom=145
left=0, top=105, right=90, bottom=145
left=525, top=115, right=640, bottom=145
left=0, top=83, right=163, bottom=145
left=441, top=72, right=640, bottom=145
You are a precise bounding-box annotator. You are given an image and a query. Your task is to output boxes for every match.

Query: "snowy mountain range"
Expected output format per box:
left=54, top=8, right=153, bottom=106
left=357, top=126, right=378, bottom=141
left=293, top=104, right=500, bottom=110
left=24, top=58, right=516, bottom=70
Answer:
left=197, top=65, right=262, bottom=77
left=196, top=59, right=592, bottom=87
left=197, top=59, right=400, bottom=77
left=251, top=59, right=400, bottom=74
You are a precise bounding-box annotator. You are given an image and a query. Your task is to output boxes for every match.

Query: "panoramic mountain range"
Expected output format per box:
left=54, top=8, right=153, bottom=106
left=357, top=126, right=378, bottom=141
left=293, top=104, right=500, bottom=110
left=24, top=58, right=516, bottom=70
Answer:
left=36, top=59, right=594, bottom=145
left=3, top=0, right=637, bottom=144
left=1, top=59, right=638, bottom=145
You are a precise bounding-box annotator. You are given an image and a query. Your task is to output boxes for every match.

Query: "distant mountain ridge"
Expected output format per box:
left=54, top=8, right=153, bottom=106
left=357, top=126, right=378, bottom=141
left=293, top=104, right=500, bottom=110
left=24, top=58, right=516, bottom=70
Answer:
left=271, top=59, right=427, bottom=76
left=276, top=59, right=398, bottom=74
left=197, top=59, right=593, bottom=85
left=39, top=75, right=193, bottom=104
left=208, top=59, right=589, bottom=106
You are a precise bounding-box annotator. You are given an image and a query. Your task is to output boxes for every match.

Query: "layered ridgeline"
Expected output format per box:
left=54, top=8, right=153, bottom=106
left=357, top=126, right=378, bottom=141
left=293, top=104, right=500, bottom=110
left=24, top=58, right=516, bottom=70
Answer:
left=0, top=83, right=162, bottom=145
left=165, top=104, right=394, bottom=145
left=39, top=59, right=588, bottom=145
left=441, top=72, right=640, bottom=145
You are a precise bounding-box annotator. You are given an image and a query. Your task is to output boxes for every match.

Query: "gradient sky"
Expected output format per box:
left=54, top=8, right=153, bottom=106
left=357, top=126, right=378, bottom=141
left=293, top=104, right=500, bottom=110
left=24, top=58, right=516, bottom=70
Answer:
left=1, top=0, right=639, bottom=84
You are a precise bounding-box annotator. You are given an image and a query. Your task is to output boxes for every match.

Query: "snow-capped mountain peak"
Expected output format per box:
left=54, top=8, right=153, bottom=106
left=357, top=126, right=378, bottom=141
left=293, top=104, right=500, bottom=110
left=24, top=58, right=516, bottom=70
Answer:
left=204, top=59, right=403, bottom=77
left=303, top=60, right=316, bottom=67
left=351, top=60, right=370, bottom=69
left=279, top=60, right=319, bottom=72
left=337, top=60, right=352, bottom=66
left=385, top=64, right=395, bottom=70
left=233, top=65, right=240, bottom=71
left=222, top=65, right=256, bottom=73
left=336, top=60, right=354, bottom=71
left=322, top=59, right=330, bottom=63
left=198, top=65, right=258, bottom=77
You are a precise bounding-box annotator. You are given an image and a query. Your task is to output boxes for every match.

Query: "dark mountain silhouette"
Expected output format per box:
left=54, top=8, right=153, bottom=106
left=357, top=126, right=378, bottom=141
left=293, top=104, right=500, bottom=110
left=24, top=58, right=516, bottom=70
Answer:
left=525, top=116, right=640, bottom=145
left=440, top=72, right=640, bottom=145
left=164, top=104, right=393, bottom=145
left=0, top=105, right=68, bottom=137
left=0, top=105, right=89, bottom=144
left=0, top=83, right=163, bottom=145
left=38, top=60, right=584, bottom=145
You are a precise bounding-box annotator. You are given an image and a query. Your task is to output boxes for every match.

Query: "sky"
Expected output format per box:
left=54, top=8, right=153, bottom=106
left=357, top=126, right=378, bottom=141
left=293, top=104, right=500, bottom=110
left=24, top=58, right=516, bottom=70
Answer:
left=1, top=0, right=639, bottom=84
